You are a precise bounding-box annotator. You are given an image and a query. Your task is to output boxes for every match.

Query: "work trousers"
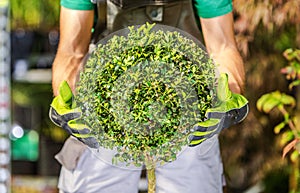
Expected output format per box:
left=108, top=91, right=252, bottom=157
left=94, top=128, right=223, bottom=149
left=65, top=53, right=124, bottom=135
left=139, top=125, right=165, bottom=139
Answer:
left=57, top=135, right=224, bottom=193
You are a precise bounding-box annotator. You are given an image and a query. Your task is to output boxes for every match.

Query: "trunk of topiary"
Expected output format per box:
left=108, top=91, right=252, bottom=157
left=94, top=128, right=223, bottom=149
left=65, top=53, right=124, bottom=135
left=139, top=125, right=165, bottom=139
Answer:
left=145, top=154, right=156, bottom=193
left=147, top=167, right=156, bottom=193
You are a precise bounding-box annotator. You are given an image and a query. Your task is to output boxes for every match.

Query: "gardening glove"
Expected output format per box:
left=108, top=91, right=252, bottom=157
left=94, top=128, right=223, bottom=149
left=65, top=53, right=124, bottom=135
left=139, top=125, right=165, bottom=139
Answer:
left=188, top=73, right=249, bottom=147
left=49, top=80, right=99, bottom=148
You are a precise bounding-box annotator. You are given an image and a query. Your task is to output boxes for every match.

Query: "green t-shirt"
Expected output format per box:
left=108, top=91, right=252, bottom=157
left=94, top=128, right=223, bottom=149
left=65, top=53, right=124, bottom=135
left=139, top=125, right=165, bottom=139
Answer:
left=61, top=0, right=94, bottom=10
left=61, top=0, right=232, bottom=18
left=193, top=0, right=232, bottom=18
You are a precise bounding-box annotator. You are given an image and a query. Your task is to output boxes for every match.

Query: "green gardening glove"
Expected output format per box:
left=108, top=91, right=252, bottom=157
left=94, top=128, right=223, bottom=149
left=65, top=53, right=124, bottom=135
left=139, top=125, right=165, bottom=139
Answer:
left=188, top=73, right=249, bottom=147
left=49, top=81, right=99, bottom=148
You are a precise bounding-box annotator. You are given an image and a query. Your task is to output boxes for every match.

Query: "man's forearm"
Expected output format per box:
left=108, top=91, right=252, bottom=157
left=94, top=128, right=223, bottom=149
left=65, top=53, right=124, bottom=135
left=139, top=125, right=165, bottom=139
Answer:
left=200, top=12, right=245, bottom=94
left=52, top=52, right=85, bottom=96
left=52, top=7, right=94, bottom=96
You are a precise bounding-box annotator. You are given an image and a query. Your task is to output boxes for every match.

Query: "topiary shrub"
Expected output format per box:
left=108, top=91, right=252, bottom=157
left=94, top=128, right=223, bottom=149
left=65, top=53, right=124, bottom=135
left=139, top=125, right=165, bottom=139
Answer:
left=75, top=23, right=217, bottom=192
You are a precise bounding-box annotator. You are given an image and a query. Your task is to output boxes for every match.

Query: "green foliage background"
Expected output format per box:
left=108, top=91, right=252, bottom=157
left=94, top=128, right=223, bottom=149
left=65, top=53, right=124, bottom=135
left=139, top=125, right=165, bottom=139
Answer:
left=10, top=0, right=60, bottom=31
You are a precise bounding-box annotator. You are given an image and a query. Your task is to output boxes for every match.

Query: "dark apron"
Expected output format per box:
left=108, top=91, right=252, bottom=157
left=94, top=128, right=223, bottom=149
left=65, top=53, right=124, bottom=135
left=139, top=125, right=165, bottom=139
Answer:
left=91, top=0, right=202, bottom=43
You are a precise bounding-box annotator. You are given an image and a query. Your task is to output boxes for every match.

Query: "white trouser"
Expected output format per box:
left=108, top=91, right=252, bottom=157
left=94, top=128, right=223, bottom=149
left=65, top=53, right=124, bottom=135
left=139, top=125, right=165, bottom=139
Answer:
left=57, top=135, right=223, bottom=193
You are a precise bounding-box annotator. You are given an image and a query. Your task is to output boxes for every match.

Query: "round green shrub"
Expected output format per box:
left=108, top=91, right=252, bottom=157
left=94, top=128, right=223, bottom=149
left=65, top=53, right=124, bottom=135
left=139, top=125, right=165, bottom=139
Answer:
left=75, top=23, right=216, bottom=167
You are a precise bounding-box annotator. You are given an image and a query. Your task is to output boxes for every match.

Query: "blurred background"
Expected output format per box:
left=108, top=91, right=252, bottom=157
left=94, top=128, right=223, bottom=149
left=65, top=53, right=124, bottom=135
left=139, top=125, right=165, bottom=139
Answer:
left=1, top=0, right=300, bottom=192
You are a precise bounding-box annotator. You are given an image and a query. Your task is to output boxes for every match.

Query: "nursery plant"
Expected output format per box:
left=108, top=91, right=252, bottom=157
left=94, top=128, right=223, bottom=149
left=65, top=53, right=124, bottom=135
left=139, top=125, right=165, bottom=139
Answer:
left=73, top=23, right=248, bottom=192
left=75, top=23, right=216, bottom=192
left=257, top=48, right=300, bottom=193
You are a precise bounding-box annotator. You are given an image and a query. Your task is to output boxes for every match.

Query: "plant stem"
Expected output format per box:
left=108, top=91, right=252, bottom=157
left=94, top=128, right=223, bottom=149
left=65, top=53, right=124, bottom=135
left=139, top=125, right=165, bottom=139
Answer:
left=278, top=105, right=299, bottom=138
left=289, top=158, right=299, bottom=193
left=147, top=167, right=156, bottom=193
left=145, top=154, right=156, bottom=193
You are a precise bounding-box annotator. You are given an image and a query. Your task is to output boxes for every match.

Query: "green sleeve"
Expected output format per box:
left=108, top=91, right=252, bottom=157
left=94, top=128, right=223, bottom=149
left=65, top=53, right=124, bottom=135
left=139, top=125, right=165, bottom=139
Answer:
left=61, top=0, right=94, bottom=10
left=193, top=0, right=233, bottom=18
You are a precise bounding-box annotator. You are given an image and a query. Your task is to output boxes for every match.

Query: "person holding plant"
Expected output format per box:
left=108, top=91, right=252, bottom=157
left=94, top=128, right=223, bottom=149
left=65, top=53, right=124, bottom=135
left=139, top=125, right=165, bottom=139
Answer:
left=50, top=0, right=247, bottom=193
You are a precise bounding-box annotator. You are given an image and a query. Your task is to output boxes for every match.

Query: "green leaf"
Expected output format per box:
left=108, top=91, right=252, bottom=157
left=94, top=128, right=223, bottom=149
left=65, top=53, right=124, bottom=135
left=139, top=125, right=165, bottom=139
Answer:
left=280, top=130, right=294, bottom=147
left=289, top=79, right=300, bottom=90
left=290, top=150, right=299, bottom=163
left=274, top=121, right=286, bottom=134
left=257, top=91, right=283, bottom=113
left=283, top=48, right=295, bottom=61
left=283, top=48, right=300, bottom=62
left=280, top=93, right=296, bottom=106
